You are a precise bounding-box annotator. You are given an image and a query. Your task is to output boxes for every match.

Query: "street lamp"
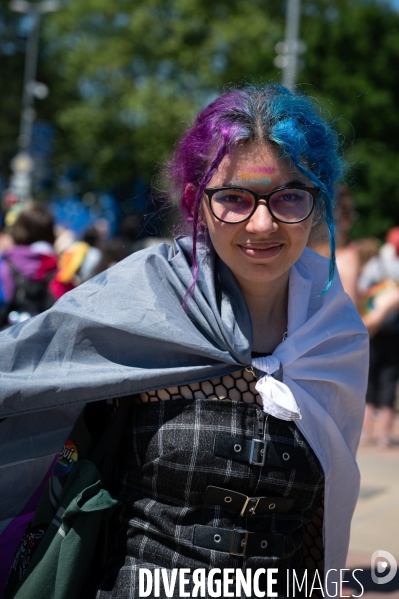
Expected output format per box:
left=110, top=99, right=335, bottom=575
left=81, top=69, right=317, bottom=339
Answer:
left=5, top=0, right=60, bottom=205
left=274, top=0, right=306, bottom=92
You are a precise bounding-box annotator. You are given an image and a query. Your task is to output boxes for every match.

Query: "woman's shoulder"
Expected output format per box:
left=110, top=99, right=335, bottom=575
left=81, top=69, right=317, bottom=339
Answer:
left=296, top=247, right=366, bottom=333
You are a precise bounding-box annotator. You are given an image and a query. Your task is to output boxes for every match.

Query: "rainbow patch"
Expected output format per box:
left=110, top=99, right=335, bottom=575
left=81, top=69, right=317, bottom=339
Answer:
left=53, top=440, right=78, bottom=477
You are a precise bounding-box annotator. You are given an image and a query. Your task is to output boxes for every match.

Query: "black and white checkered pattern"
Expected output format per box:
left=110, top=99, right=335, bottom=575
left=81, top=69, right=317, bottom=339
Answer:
left=96, top=372, right=324, bottom=599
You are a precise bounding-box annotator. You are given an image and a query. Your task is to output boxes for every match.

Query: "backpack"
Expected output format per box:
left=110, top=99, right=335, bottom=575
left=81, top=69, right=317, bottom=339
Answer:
left=3, top=398, right=131, bottom=599
left=0, top=258, right=56, bottom=326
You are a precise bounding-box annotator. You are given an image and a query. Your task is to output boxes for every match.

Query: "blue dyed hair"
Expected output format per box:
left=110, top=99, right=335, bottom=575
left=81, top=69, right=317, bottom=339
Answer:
left=169, top=83, right=344, bottom=298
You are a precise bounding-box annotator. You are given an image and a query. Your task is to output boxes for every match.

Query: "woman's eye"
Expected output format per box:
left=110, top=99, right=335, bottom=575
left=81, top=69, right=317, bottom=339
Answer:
left=223, top=194, right=245, bottom=203
left=215, top=192, right=251, bottom=204
left=278, top=192, right=303, bottom=202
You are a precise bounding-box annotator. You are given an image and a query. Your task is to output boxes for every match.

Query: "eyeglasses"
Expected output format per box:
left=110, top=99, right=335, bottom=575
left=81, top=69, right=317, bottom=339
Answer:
left=204, top=186, right=319, bottom=224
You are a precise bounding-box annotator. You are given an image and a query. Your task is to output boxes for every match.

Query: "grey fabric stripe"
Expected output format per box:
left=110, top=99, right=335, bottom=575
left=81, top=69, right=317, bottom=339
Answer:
left=51, top=506, right=65, bottom=528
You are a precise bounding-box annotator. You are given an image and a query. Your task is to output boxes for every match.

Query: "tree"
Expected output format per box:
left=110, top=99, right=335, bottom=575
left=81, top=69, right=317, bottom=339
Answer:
left=301, top=0, right=399, bottom=238
left=0, top=0, right=25, bottom=189
left=41, top=0, right=282, bottom=195
left=2, top=0, right=399, bottom=239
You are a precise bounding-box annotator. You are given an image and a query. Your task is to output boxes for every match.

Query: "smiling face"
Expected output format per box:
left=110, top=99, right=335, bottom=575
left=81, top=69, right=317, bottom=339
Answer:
left=201, top=142, right=314, bottom=297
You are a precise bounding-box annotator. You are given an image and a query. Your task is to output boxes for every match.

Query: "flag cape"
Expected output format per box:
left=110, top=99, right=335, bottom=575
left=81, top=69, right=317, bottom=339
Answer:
left=0, top=236, right=368, bottom=595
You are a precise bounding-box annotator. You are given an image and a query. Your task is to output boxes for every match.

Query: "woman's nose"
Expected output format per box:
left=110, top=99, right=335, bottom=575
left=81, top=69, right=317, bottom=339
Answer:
left=245, top=201, right=278, bottom=234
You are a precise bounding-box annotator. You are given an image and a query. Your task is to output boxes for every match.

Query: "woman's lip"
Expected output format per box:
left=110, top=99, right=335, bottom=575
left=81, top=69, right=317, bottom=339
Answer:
left=239, top=244, right=283, bottom=258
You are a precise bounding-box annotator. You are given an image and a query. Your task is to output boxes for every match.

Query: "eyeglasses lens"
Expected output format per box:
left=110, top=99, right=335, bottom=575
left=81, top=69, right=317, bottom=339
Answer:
left=211, top=189, right=254, bottom=222
left=269, top=189, right=313, bottom=222
left=211, top=188, right=313, bottom=223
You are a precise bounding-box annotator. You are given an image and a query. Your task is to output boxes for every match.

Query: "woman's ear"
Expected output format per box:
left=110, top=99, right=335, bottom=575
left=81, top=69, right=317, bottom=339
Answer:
left=183, top=183, right=197, bottom=217
left=184, top=183, right=207, bottom=230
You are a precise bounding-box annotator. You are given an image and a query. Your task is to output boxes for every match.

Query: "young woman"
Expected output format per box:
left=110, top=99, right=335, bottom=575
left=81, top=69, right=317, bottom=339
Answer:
left=0, top=84, right=368, bottom=598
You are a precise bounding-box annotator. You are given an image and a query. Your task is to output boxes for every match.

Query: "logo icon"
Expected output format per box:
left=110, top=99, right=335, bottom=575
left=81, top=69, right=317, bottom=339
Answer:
left=53, top=440, right=78, bottom=477
left=371, top=550, right=397, bottom=585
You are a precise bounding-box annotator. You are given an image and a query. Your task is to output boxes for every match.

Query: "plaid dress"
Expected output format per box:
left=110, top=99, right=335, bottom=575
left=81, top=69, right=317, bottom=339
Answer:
left=96, top=369, right=324, bottom=599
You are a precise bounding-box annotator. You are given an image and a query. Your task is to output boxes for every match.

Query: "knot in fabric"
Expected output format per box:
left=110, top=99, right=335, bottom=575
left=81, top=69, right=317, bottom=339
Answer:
left=251, top=355, right=301, bottom=422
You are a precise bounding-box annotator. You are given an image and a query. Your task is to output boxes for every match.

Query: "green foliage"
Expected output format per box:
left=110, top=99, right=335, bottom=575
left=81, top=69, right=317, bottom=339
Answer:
left=40, top=0, right=282, bottom=192
left=2, top=0, right=399, bottom=238
left=0, top=0, right=25, bottom=182
left=300, top=0, right=399, bottom=238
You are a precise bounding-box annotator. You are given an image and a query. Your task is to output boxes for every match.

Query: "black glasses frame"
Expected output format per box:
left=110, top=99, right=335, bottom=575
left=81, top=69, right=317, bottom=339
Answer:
left=204, top=185, right=319, bottom=224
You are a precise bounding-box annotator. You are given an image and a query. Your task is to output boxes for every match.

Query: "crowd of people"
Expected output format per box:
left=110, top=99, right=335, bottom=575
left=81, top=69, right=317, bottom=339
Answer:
left=0, top=203, right=134, bottom=327
left=1, top=191, right=399, bottom=450
left=1, top=190, right=398, bottom=450
left=308, top=186, right=399, bottom=447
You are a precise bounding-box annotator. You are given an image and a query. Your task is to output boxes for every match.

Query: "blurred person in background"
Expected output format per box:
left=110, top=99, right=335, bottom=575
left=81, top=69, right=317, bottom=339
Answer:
left=55, top=223, right=103, bottom=288
left=119, top=213, right=140, bottom=250
left=0, top=203, right=74, bottom=327
left=53, top=224, right=76, bottom=256
left=308, top=185, right=360, bottom=307
left=0, top=211, right=14, bottom=254
left=356, top=236, right=380, bottom=271
left=359, top=226, right=399, bottom=446
left=94, top=238, right=128, bottom=274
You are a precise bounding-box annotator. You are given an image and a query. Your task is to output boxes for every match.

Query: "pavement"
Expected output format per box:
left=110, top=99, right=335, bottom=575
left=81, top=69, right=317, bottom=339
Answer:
left=344, top=412, right=399, bottom=598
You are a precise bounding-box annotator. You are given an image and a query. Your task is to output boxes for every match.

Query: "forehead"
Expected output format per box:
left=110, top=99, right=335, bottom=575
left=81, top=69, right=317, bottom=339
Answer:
left=211, top=142, right=304, bottom=184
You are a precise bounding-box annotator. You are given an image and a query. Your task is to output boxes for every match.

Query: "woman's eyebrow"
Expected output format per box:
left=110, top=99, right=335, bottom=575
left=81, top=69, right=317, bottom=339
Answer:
left=283, top=179, right=307, bottom=187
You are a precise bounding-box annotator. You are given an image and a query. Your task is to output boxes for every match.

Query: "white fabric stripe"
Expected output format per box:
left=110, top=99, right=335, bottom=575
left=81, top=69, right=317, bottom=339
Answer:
left=57, top=526, right=65, bottom=538
left=251, top=355, right=301, bottom=421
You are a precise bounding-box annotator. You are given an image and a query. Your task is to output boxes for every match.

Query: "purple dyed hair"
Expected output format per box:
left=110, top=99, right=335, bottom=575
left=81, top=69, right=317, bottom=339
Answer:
left=167, top=83, right=344, bottom=303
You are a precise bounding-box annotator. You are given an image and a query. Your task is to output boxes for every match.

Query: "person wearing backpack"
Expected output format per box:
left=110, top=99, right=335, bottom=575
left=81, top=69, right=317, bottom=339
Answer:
left=0, top=203, right=74, bottom=327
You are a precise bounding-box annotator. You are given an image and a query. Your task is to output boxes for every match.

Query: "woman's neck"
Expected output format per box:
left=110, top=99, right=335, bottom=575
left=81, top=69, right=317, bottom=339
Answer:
left=236, top=273, right=289, bottom=354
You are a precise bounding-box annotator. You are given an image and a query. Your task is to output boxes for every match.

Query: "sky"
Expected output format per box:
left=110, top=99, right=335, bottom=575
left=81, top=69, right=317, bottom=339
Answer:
left=385, top=0, right=399, bottom=10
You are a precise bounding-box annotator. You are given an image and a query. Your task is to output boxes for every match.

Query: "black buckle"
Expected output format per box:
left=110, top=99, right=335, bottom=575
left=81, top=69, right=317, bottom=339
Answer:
left=249, top=438, right=266, bottom=466
left=230, top=529, right=249, bottom=557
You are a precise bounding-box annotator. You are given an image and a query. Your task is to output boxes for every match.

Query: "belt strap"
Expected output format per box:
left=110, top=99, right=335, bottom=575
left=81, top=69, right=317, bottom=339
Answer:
left=193, top=525, right=285, bottom=557
left=214, top=434, right=308, bottom=470
left=203, top=485, right=294, bottom=516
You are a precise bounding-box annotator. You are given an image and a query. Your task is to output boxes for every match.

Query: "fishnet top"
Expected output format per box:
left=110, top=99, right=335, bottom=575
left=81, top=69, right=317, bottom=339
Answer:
left=132, top=367, right=324, bottom=593
left=134, top=368, right=260, bottom=405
